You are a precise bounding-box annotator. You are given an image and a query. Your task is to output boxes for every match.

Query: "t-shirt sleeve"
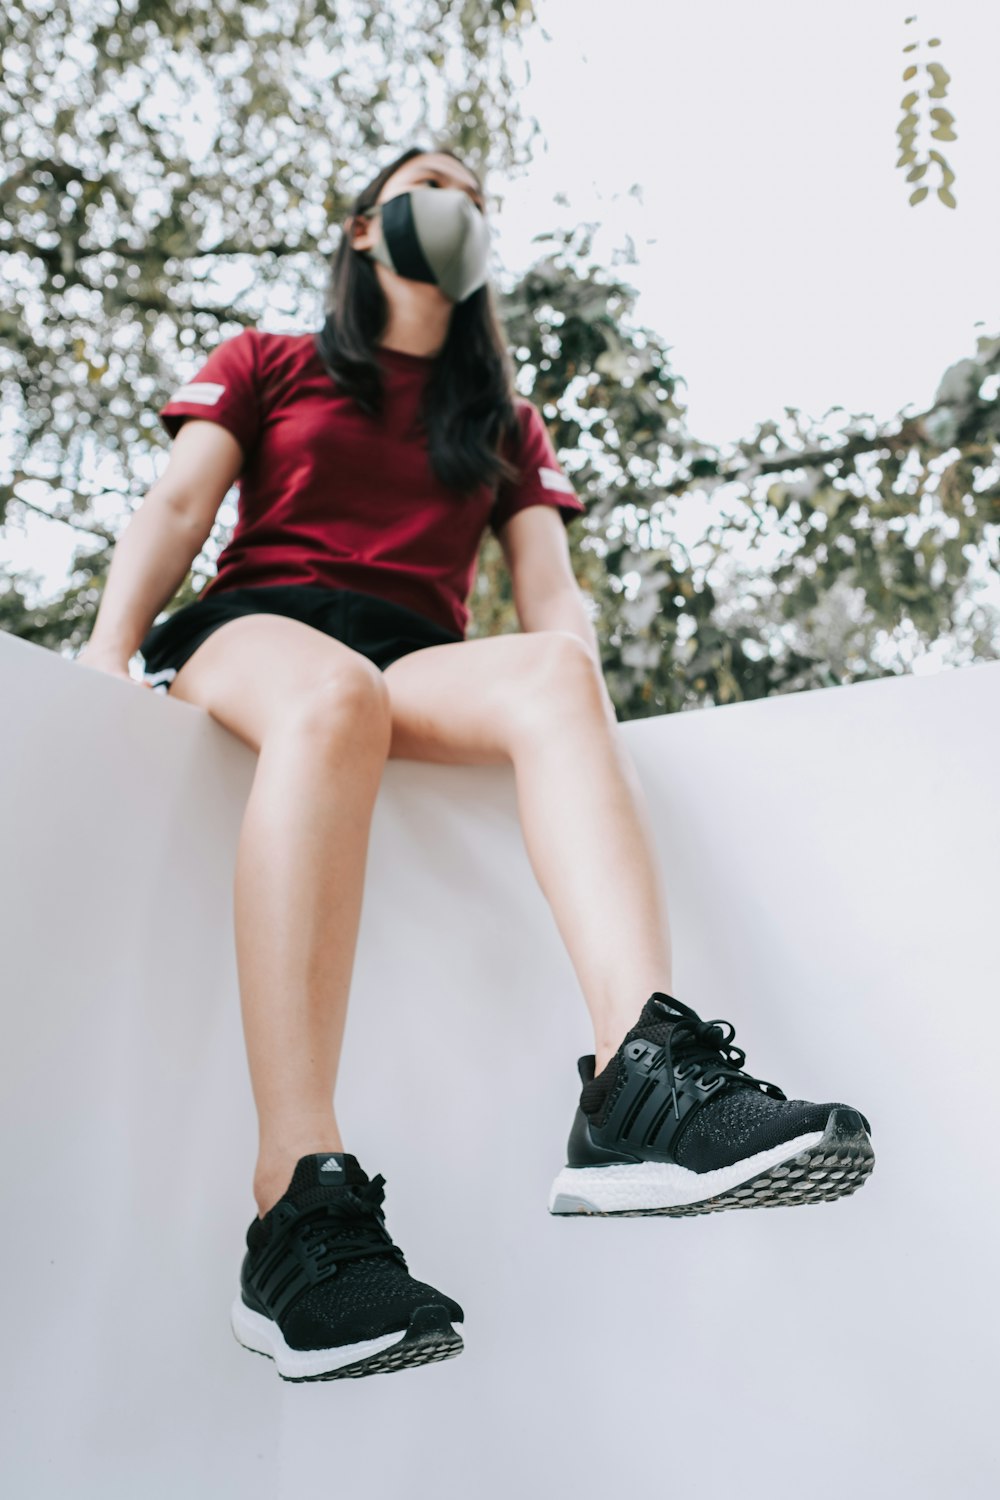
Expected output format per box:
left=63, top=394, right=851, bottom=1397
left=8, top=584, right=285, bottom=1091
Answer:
left=158, top=328, right=260, bottom=460
left=488, top=399, right=587, bottom=539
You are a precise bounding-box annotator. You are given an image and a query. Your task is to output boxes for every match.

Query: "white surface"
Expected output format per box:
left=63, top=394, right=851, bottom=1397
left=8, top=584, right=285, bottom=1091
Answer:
left=2, top=630, right=998, bottom=1499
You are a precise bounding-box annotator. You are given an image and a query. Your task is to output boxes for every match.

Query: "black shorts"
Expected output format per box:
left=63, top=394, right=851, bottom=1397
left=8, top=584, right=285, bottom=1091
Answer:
left=138, top=583, right=464, bottom=695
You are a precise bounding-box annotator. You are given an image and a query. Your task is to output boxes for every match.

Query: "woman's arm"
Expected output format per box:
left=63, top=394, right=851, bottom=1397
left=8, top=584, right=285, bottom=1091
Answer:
left=80, top=420, right=243, bottom=671
left=495, top=505, right=601, bottom=666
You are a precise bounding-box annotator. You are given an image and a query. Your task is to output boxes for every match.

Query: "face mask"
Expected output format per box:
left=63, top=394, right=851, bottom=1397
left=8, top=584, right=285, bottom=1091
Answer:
left=358, top=185, right=491, bottom=304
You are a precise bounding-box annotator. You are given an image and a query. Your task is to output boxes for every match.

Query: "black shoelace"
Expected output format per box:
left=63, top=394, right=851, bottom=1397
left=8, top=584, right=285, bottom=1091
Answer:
left=271, top=1173, right=408, bottom=1278
left=650, top=1009, right=787, bottom=1121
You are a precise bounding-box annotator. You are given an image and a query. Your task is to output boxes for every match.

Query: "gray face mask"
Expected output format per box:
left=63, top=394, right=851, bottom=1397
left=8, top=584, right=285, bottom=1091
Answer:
left=358, top=185, right=491, bottom=304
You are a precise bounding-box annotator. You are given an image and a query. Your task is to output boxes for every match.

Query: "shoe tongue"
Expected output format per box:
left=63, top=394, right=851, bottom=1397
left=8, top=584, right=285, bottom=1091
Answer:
left=252, top=1153, right=380, bottom=1247
left=287, top=1151, right=371, bottom=1200
left=629, top=991, right=690, bottom=1036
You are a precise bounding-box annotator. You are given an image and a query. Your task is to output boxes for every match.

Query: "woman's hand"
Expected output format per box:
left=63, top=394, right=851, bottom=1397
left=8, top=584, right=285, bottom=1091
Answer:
left=76, top=643, right=153, bottom=690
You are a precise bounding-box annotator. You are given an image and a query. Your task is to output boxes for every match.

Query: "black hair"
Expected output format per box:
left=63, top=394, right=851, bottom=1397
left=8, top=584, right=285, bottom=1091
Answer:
left=313, top=144, right=522, bottom=496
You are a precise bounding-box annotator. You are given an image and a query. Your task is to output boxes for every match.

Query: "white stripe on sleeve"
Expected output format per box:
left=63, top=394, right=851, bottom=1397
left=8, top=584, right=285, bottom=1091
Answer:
left=538, top=466, right=576, bottom=495
left=169, top=382, right=226, bottom=406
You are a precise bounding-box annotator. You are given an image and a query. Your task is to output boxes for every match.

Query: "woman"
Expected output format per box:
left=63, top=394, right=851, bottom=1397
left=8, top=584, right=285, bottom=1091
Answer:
left=78, top=144, right=874, bottom=1383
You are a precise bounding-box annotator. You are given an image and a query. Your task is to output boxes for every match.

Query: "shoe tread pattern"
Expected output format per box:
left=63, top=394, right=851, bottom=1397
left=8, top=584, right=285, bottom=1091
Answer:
left=558, top=1109, right=875, bottom=1216
left=237, top=1303, right=464, bottom=1382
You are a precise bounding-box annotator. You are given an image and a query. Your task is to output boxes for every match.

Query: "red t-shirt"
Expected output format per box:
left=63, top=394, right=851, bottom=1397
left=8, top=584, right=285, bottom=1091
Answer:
left=157, top=328, right=586, bottom=638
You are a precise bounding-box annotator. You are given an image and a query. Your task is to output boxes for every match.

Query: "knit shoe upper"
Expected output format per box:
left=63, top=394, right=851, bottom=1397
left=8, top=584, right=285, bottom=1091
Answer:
left=239, top=1152, right=464, bottom=1351
left=571, top=991, right=872, bottom=1173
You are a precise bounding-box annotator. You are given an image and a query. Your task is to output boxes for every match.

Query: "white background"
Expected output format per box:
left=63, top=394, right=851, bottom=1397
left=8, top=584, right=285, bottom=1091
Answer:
left=3, top=629, right=997, bottom=1498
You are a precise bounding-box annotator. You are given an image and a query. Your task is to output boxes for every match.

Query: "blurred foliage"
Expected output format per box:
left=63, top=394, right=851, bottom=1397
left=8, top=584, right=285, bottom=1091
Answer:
left=1, top=0, right=997, bottom=721
left=897, top=15, right=957, bottom=208
left=0, top=0, right=539, bottom=632
left=483, top=225, right=1000, bottom=716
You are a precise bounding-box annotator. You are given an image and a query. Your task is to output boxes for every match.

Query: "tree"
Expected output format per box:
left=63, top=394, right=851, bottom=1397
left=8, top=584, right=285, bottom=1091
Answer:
left=2, top=0, right=996, bottom=720
left=487, top=224, right=999, bottom=716
left=0, top=0, right=539, bottom=638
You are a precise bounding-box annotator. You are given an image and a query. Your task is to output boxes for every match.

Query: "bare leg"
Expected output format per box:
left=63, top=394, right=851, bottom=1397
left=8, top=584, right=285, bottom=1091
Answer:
left=164, top=613, right=400, bottom=1220
left=233, top=679, right=393, bottom=1217
left=381, top=631, right=675, bottom=1078
left=507, top=641, right=674, bottom=1075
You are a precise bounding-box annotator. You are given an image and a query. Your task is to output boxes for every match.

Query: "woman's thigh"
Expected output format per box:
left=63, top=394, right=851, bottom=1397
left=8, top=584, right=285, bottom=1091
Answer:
left=381, top=629, right=611, bottom=766
left=167, top=612, right=388, bottom=753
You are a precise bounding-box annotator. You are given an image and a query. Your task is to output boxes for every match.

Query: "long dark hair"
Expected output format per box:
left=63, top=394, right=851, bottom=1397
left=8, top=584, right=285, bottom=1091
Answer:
left=313, top=145, right=522, bottom=496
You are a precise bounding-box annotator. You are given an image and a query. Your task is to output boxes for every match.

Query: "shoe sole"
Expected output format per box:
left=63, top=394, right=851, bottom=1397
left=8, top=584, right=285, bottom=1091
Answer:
left=230, top=1298, right=463, bottom=1381
left=548, top=1106, right=874, bottom=1216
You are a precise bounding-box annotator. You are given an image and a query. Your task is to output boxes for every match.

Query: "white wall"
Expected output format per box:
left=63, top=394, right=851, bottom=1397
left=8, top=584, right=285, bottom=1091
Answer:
left=2, top=630, right=997, bottom=1500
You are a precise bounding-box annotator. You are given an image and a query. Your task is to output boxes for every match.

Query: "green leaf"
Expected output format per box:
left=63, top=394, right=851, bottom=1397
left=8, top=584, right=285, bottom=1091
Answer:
left=927, top=62, right=950, bottom=97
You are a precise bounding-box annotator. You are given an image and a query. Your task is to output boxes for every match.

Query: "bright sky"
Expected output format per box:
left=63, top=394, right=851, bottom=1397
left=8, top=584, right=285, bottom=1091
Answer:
left=4, top=0, right=995, bottom=604
left=500, top=0, right=996, bottom=447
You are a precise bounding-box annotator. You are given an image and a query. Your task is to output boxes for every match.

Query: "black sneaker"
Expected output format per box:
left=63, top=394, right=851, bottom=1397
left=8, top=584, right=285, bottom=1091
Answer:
left=230, top=1151, right=464, bottom=1380
left=549, top=992, right=875, bottom=1216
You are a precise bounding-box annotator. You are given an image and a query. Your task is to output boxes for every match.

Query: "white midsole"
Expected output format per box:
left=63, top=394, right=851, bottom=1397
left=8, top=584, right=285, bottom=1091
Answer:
left=230, top=1296, right=407, bottom=1378
left=548, top=1128, right=826, bottom=1212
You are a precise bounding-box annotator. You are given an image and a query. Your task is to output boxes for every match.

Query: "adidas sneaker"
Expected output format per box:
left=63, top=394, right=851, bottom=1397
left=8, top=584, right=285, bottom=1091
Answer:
left=231, top=1151, right=464, bottom=1380
left=549, top=992, right=875, bottom=1216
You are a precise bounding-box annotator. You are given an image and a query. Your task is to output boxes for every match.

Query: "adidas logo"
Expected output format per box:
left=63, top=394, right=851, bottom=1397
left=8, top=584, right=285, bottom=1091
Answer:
left=320, top=1157, right=342, bottom=1173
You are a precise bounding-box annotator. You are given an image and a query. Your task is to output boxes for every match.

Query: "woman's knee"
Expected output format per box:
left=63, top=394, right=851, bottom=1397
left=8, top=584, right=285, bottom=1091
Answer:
left=165, top=612, right=392, bottom=753
left=514, top=630, right=617, bottom=730
left=283, top=660, right=392, bottom=747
